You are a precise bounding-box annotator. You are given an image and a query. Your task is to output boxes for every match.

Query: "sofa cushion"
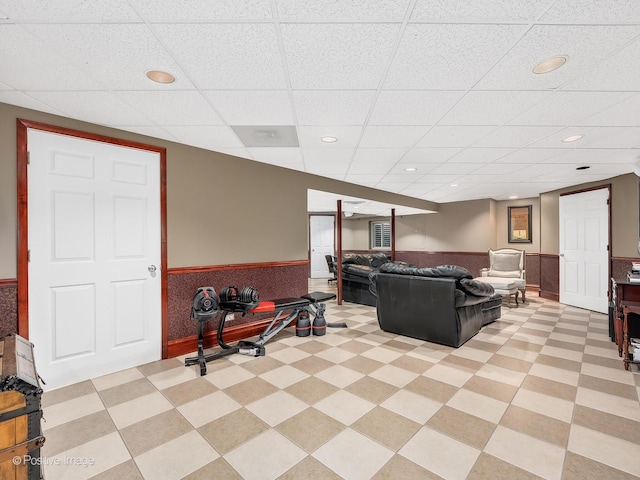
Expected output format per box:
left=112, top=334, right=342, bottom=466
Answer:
left=488, top=269, right=521, bottom=278
left=379, top=263, right=419, bottom=275
left=459, top=278, right=495, bottom=297
left=343, top=263, right=375, bottom=278
left=368, top=252, right=390, bottom=268
left=430, top=265, right=473, bottom=280
left=342, top=253, right=371, bottom=266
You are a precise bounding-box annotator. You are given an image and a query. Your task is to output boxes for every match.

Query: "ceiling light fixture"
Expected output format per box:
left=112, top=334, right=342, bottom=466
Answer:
left=450, top=184, right=459, bottom=187
left=576, top=166, right=590, bottom=171
left=532, top=56, right=568, bottom=74
left=562, top=134, right=584, bottom=143
left=404, top=167, right=417, bottom=172
left=509, top=195, right=518, bottom=199
left=146, top=70, right=175, bottom=84
left=321, top=136, right=338, bottom=143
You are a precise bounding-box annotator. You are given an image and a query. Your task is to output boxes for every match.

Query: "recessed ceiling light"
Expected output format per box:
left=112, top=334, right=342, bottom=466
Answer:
left=404, top=167, right=417, bottom=172
left=576, top=166, right=590, bottom=170
left=509, top=195, right=518, bottom=199
left=145, top=70, right=175, bottom=84
left=532, top=56, right=568, bottom=74
left=321, top=136, right=338, bottom=143
left=450, top=184, right=459, bottom=187
left=562, top=134, right=584, bottom=143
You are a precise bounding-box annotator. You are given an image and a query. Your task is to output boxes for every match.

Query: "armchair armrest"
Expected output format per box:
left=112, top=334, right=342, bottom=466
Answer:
left=480, top=268, right=489, bottom=277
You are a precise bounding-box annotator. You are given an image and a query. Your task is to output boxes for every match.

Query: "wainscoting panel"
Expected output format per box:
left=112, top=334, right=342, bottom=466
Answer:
left=540, top=254, right=560, bottom=301
left=167, top=261, right=310, bottom=346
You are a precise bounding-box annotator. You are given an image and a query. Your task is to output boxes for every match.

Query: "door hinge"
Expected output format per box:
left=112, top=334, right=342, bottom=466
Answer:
left=26, top=151, right=30, bottom=165
left=27, top=250, right=30, bottom=262
left=607, top=245, right=610, bottom=251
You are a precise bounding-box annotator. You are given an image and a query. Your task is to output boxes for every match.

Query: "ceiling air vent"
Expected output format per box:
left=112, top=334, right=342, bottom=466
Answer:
left=231, top=125, right=299, bottom=148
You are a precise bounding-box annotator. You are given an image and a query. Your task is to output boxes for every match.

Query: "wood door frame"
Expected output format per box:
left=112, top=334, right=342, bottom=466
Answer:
left=559, top=184, right=612, bottom=307
left=16, top=119, right=169, bottom=358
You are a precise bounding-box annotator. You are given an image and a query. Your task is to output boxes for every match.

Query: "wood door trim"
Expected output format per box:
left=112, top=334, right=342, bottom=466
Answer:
left=16, top=119, right=169, bottom=359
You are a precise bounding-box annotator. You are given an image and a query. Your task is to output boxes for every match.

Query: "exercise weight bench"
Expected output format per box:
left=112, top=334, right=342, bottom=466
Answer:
left=185, top=291, right=339, bottom=376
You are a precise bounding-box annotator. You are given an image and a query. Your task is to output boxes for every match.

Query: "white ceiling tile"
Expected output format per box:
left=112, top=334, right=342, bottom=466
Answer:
left=400, top=148, right=462, bottom=164
left=388, top=162, right=439, bottom=175
left=297, top=126, right=363, bottom=148
left=472, top=126, right=562, bottom=148
left=566, top=38, right=640, bottom=91
left=416, top=126, right=496, bottom=148
left=130, top=0, right=273, bottom=21
left=0, top=25, right=107, bottom=91
left=450, top=174, right=500, bottom=186
left=429, top=163, right=483, bottom=175
left=575, top=164, right=635, bottom=177
left=163, top=125, right=245, bottom=149
left=360, top=126, right=428, bottom=148
left=546, top=148, right=637, bottom=165
left=348, top=148, right=406, bottom=174
left=578, top=93, right=640, bottom=127
left=470, top=163, right=528, bottom=175
left=384, top=24, right=527, bottom=89
left=281, top=24, right=400, bottom=89
left=304, top=148, right=354, bottom=175
left=293, top=90, right=376, bottom=125
left=494, top=148, right=567, bottom=164
left=0, top=81, right=10, bottom=90
left=374, top=183, right=411, bottom=194
left=27, top=91, right=153, bottom=125
left=509, top=91, right=635, bottom=126
left=203, top=90, right=293, bottom=126
left=343, top=174, right=385, bottom=187
left=439, top=91, right=551, bottom=125
left=155, top=23, right=286, bottom=89
left=369, top=91, right=464, bottom=125
left=247, top=147, right=304, bottom=169
left=410, top=0, right=553, bottom=22
left=276, top=0, right=411, bottom=21
left=23, top=24, right=194, bottom=91
left=0, top=0, right=140, bottom=21
left=215, top=147, right=253, bottom=159
left=0, top=91, right=65, bottom=116
left=117, top=91, right=223, bottom=125
left=477, top=25, right=640, bottom=90
left=528, top=126, right=631, bottom=148
left=115, top=126, right=177, bottom=142
left=449, top=148, right=514, bottom=163
left=414, top=174, right=460, bottom=184
left=539, top=0, right=640, bottom=23
left=585, top=128, right=640, bottom=149
left=378, top=174, right=419, bottom=185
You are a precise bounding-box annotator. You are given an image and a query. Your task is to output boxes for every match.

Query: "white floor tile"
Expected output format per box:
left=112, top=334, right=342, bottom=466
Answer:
left=246, top=391, right=308, bottom=427
left=568, top=425, right=640, bottom=477
left=177, top=391, right=241, bottom=428
left=314, top=390, right=375, bottom=426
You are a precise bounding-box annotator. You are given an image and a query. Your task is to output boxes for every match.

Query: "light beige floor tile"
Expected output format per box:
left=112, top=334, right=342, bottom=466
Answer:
left=285, top=375, right=339, bottom=404
left=467, top=453, right=543, bottom=480
left=373, top=454, right=442, bottom=480
left=202, top=364, right=255, bottom=389
left=89, top=459, right=144, bottom=480
left=42, top=392, right=105, bottom=431
left=580, top=362, right=635, bottom=385
left=259, top=364, right=309, bottom=389
left=225, top=429, right=306, bottom=480
left=43, top=431, right=130, bottom=480
left=539, top=344, right=584, bottom=362
left=484, top=426, right=565, bottom=480
left=572, top=404, right=640, bottom=445
left=575, top=387, right=640, bottom=422
left=568, top=424, right=640, bottom=477
left=314, top=390, right=375, bottom=426
left=108, top=391, right=173, bottom=429
left=276, top=407, right=345, bottom=452
left=198, top=408, right=270, bottom=455
left=42, top=380, right=96, bottom=408
left=91, top=368, right=145, bottom=391
left=315, top=364, right=364, bottom=388
left=399, top=427, right=481, bottom=480
left=562, top=451, right=640, bottom=480
left=446, top=388, right=509, bottom=424
left=313, top=428, right=394, bottom=480
left=246, top=390, right=308, bottom=427
left=314, top=333, right=351, bottom=346
left=407, top=345, right=451, bottom=362
left=98, top=377, right=157, bottom=408
left=223, top=377, right=280, bottom=405
left=500, top=405, right=570, bottom=448
left=369, top=364, right=419, bottom=387
left=267, top=346, right=310, bottom=364
left=120, top=409, right=193, bottom=457
left=583, top=344, right=621, bottom=360
left=450, top=346, right=495, bottom=363
left=42, top=410, right=116, bottom=457
left=381, top=389, right=442, bottom=423
left=476, top=363, right=526, bottom=387
left=177, top=391, right=240, bottom=428
left=549, top=332, right=586, bottom=345
left=527, top=363, right=580, bottom=386
left=135, top=430, right=218, bottom=480
left=427, top=406, right=496, bottom=450
left=423, top=363, right=474, bottom=387
left=314, top=345, right=357, bottom=364
left=160, top=377, right=218, bottom=407
left=495, top=345, right=539, bottom=362
left=462, top=375, right=518, bottom=403
left=360, top=345, right=404, bottom=362
left=182, top=458, right=243, bottom=480
left=279, top=456, right=343, bottom=480
left=147, top=365, right=198, bottom=390
left=344, top=375, right=399, bottom=404
left=352, top=406, right=421, bottom=451
left=511, top=388, right=574, bottom=423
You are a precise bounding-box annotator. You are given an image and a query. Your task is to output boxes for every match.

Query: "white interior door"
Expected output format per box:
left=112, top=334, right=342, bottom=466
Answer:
left=310, top=215, right=335, bottom=278
left=559, top=188, right=609, bottom=313
left=27, top=129, right=162, bottom=390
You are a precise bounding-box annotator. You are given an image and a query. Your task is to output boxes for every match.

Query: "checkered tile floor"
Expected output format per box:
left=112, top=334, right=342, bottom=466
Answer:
left=40, top=281, right=640, bottom=479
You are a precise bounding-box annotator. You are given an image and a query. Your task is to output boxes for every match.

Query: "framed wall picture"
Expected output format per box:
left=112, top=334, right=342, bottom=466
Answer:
left=508, top=205, right=532, bottom=243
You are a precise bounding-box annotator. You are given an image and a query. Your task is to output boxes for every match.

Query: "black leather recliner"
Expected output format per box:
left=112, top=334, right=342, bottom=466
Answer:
left=370, top=264, right=502, bottom=348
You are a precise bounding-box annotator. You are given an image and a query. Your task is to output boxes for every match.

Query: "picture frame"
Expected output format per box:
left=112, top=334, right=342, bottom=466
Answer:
left=508, top=205, right=532, bottom=243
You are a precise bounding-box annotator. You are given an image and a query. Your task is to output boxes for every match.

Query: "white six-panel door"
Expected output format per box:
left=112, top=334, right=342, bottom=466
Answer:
left=559, top=188, right=609, bottom=314
left=27, top=129, right=162, bottom=390
left=310, top=215, right=335, bottom=278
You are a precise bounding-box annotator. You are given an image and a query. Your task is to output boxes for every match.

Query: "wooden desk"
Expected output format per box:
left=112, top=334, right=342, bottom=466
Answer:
left=611, top=277, right=640, bottom=370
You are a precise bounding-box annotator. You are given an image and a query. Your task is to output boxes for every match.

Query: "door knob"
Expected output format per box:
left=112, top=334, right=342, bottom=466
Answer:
left=148, top=265, right=157, bottom=273
left=559, top=254, right=565, bottom=257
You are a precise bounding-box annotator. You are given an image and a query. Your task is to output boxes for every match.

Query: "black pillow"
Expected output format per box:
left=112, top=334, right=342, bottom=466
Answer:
left=458, top=278, right=495, bottom=296
left=432, top=265, right=473, bottom=279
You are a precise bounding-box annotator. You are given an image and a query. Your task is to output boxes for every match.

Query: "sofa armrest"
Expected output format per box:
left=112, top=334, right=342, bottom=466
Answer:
left=480, top=268, right=489, bottom=277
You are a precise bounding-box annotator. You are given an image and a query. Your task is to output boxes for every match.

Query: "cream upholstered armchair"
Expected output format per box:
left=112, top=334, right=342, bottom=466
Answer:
left=480, top=248, right=526, bottom=304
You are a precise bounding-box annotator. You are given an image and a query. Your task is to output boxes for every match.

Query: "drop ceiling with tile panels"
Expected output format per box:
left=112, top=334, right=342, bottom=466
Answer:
left=1, top=0, right=639, bottom=204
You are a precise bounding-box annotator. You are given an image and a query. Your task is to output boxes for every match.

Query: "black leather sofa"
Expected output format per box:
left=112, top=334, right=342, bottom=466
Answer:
left=341, top=253, right=410, bottom=306
left=370, top=264, right=502, bottom=348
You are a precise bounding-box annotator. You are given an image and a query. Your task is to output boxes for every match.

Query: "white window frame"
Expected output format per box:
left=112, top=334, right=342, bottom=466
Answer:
left=370, top=221, right=391, bottom=249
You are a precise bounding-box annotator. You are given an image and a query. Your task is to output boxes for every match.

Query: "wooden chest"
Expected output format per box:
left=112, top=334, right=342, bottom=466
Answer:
left=0, top=335, right=44, bottom=480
